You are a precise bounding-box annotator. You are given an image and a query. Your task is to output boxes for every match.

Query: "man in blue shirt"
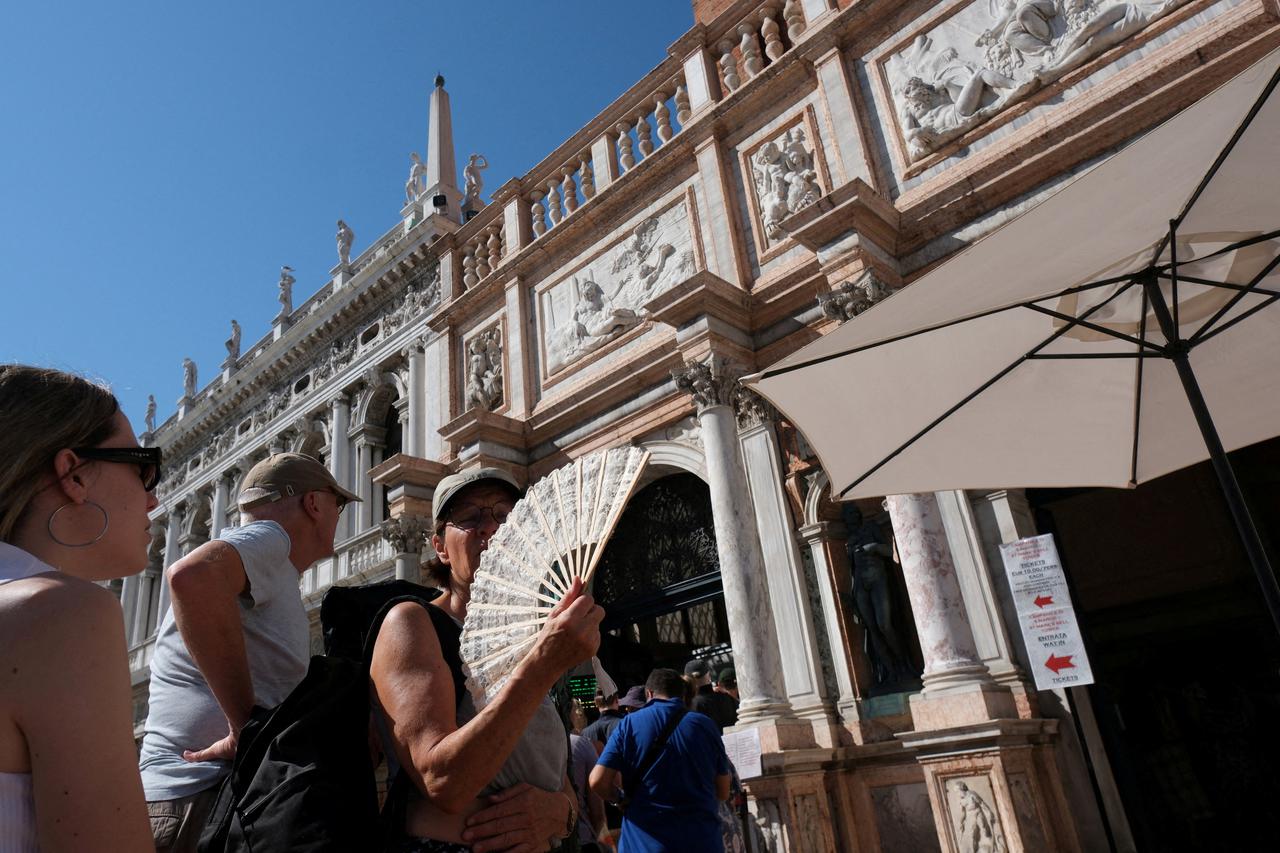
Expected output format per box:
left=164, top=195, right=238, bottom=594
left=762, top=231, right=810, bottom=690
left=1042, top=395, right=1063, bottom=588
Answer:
left=590, top=668, right=731, bottom=852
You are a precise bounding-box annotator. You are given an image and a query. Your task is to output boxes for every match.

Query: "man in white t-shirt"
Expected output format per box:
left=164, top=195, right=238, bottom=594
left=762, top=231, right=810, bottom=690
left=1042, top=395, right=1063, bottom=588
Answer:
left=138, top=453, right=359, bottom=853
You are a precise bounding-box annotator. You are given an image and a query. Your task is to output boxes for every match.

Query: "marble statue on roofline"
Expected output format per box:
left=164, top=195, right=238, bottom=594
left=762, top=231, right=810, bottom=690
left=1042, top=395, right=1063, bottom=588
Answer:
left=405, top=152, right=426, bottom=203
left=336, top=219, right=354, bottom=267
left=223, top=319, right=241, bottom=366
left=461, top=153, right=488, bottom=211
left=145, top=394, right=157, bottom=433
left=181, top=358, right=197, bottom=399
left=277, top=266, right=295, bottom=319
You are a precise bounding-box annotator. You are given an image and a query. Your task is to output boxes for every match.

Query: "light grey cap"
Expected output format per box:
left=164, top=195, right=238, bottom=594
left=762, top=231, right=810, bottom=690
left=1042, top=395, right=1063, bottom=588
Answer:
left=431, top=467, right=521, bottom=523
left=238, top=452, right=362, bottom=510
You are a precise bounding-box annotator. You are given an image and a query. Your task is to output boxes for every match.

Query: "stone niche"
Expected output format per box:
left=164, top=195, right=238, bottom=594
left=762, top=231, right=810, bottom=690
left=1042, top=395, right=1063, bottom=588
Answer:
left=535, top=194, right=698, bottom=380
left=876, top=0, right=1195, bottom=169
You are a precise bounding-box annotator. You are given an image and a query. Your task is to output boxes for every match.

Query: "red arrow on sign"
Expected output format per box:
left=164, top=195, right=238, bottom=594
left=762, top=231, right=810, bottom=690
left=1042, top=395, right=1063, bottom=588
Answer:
left=1045, top=654, right=1075, bottom=674
left=1034, top=595, right=1054, bottom=608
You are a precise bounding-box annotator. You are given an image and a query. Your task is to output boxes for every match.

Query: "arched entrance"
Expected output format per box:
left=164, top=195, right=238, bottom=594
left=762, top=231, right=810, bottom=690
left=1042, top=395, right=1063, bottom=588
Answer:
left=591, top=472, right=731, bottom=691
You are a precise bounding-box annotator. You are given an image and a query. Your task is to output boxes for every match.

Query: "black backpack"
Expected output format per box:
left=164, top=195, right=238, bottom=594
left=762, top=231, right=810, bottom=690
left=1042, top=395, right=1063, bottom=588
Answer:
left=197, top=579, right=440, bottom=853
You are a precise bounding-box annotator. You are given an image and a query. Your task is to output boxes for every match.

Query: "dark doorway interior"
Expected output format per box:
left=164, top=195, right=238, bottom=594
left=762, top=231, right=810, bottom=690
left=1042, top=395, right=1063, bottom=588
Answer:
left=591, top=473, right=731, bottom=691
left=1030, top=436, right=1280, bottom=851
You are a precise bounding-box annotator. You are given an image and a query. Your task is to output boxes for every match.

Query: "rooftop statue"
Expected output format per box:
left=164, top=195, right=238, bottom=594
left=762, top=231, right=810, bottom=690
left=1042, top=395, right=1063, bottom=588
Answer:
left=277, top=265, right=295, bottom=318
left=336, top=219, right=354, bottom=267
left=405, top=152, right=426, bottom=203
left=145, top=394, right=157, bottom=433
left=182, top=357, right=197, bottom=399
left=462, top=153, right=488, bottom=210
left=224, top=319, right=241, bottom=364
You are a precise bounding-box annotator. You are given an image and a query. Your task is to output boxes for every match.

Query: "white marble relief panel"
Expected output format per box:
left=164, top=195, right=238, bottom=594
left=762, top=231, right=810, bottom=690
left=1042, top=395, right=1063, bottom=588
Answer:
left=946, top=776, right=1008, bottom=853
left=538, top=197, right=696, bottom=376
left=740, top=106, right=830, bottom=258
left=463, top=322, right=504, bottom=412
left=882, top=0, right=1192, bottom=163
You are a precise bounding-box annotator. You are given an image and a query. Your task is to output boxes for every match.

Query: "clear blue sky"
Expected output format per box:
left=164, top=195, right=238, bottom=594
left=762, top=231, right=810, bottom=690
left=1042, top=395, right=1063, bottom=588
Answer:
left=0, top=0, right=693, bottom=435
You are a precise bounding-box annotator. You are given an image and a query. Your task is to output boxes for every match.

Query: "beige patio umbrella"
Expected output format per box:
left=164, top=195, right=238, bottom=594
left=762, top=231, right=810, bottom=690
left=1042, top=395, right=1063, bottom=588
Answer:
left=745, top=47, right=1280, bottom=631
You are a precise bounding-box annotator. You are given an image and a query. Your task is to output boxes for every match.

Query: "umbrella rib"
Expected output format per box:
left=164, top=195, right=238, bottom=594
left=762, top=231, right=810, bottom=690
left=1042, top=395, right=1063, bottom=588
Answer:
left=1023, top=304, right=1164, bottom=352
left=759, top=277, right=1130, bottom=380
left=1129, top=285, right=1150, bottom=488
left=1025, top=352, right=1155, bottom=359
left=838, top=280, right=1141, bottom=498
left=1188, top=251, right=1280, bottom=345
left=1170, top=62, right=1280, bottom=234
left=1193, top=290, right=1280, bottom=347
left=1157, top=272, right=1280, bottom=298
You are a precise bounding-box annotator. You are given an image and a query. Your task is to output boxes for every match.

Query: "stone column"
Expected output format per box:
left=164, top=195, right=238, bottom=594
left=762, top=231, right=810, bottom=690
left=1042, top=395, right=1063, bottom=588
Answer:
left=354, top=438, right=374, bottom=532
left=156, top=506, right=184, bottom=627
left=330, top=394, right=352, bottom=541
left=735, top=390, right=835, bottom=737
left=119, top=573, right=141, bottom=646
left=673, top=357, right=809, bottom=750
left=382, top=514, right=430, bottom=582
left=886, top=493, right=1014, bottom=729
left=423, top=336, right=447, bottom=461
left=406, top=340, right=426, bottom=457
left=131, top=569, right=159, bottom=644
left=210, top=475, right=230, bottom=540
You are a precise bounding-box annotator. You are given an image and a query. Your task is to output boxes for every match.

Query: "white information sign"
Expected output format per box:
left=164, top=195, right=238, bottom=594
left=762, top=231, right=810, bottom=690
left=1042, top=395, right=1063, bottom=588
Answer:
left=999, top=534, right=1095, bottom=691
left=722, top=727, right=763, bottom=779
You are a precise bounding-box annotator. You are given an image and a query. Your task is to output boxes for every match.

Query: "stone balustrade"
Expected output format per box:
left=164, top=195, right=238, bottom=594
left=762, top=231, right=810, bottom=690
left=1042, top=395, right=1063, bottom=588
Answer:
left=528, top=151, right=595, bottom=238
left=714, top=0, right=807, bottom=94
left=461, top=220, right=505, bottom=289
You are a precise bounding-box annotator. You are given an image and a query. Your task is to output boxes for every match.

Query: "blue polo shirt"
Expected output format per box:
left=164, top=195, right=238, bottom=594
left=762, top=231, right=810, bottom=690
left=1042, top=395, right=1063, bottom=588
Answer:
left=597, top=698, right=729, bottom=853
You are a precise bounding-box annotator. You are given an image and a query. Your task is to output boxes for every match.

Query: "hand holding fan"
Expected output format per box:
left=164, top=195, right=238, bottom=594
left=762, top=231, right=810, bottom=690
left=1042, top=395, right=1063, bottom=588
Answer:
left=459, top=445, right=650, bottom=709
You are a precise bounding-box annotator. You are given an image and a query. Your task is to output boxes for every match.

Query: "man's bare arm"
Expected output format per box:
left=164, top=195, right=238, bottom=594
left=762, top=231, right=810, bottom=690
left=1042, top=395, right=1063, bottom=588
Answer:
left=166, top=540, right=251, bottom=761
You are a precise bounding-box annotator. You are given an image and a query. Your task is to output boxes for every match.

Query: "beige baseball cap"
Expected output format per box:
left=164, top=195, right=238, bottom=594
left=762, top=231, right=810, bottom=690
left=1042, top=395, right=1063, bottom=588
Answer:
left=238, top=452, right=362, bottom=510
left=431, top=467, right=521, bottom=523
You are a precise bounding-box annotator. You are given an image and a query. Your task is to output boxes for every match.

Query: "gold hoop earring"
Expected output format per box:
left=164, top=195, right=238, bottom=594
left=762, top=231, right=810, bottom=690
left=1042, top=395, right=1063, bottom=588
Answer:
left=47, top=501, right=109, bottom=548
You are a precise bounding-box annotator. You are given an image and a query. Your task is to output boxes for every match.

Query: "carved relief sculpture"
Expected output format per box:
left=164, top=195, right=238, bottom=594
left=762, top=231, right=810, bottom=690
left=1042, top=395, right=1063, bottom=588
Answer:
left=277, top=265, right=295, bottom=319
left=543, top=207, right=693, bottom=372
left=465, top=325, right=503, bottom=412
left=886, top=0, right=1191, bottom=161
left=752, top=125, right=823, bottom=240
left=950, top=780, right=1008, bottom=853
left=818, top=271, right=892, bottom=323
left=336, top=219, right=354, bottom=267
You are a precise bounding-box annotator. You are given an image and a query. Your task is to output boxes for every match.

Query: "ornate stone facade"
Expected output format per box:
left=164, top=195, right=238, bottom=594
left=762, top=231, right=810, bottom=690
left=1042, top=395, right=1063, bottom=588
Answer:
left=129, top=2, right=1275, bottom=849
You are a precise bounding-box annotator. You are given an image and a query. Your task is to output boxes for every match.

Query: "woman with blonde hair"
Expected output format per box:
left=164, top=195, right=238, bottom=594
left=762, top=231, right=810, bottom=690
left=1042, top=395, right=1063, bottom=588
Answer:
left=0, top=365, right=159, bottom=852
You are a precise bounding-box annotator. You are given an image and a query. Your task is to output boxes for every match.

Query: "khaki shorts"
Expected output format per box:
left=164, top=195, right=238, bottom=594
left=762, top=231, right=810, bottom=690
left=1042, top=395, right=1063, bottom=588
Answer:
left=147, top=785, right=219, bottom=853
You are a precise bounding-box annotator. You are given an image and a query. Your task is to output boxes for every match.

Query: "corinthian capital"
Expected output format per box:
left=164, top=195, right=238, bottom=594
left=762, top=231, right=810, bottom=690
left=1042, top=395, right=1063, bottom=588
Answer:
left=672, top=356, right=742, bottom=413
left=732, top=385, right=776, bottom=429
left=381, top=514, right=430, bottom=555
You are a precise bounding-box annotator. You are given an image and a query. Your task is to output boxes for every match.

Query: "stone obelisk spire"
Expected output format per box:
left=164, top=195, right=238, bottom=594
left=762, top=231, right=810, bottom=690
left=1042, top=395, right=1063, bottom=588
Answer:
left=423, top=74, right=463, bottom=222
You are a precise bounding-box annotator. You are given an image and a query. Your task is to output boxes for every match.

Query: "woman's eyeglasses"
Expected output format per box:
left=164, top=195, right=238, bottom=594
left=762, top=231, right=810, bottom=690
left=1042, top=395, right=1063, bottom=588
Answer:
left=446, top=502, right=513, bottom=531
left=72, top=446, right=163, bottom=492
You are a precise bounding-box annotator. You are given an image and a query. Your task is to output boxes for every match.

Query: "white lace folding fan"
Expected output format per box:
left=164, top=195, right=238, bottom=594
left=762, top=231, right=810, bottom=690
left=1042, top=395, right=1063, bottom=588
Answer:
left=459, top=445, right=650, bottom=709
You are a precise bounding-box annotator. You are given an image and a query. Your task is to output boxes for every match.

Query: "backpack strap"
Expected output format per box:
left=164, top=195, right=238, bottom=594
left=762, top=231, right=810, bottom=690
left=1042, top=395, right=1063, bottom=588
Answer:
left=624, top=706, right=687, bottom=795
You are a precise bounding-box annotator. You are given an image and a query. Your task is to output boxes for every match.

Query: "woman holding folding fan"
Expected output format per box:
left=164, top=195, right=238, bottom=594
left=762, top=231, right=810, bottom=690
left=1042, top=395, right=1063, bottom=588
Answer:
left=0, top=365, right=161, bottom=852
left=370, top=467, right=604, bottom=853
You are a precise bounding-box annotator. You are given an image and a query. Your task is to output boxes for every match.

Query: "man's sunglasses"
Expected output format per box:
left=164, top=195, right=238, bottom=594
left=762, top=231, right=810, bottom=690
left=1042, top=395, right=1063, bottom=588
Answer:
left=72, top=446, right=164, bottom=492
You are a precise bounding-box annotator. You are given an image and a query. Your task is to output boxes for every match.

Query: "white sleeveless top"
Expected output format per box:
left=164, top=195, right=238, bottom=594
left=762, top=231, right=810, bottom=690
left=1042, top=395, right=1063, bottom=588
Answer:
left=0, top=541, right=59, bottom=853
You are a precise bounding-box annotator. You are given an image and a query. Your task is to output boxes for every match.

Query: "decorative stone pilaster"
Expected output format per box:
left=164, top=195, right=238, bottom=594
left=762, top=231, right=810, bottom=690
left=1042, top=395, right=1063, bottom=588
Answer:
left=329, top=395, right=352, bottom=541
left=672, top=357, right=809, bottom=749
left=886, top=493, right=1015, bottom=730
left=733, top=385, right=837, bottom=741
left=798, top=520, right=861, bottom=721
left=157, top=506, right=184, bottom=625
left=381, top=514, right=430, bottom=582
left=119, top=572, right=141, bottom=645
left=405, top=339, right=427, bottom=457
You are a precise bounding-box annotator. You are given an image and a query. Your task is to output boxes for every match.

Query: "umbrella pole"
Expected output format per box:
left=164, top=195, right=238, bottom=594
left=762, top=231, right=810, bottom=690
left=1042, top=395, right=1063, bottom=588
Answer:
left=1141, top=275, right=1280, bottom=636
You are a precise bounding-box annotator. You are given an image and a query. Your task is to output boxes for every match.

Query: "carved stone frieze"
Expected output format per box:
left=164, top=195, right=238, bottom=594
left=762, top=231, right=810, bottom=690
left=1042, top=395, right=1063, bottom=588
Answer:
left=886, top=1, right=1191, bottom=162
left=465, top=324, right=504, bottom=412
left=817, top=270, right=892, bottom=323
left=541, top=202, right=695, bottom=373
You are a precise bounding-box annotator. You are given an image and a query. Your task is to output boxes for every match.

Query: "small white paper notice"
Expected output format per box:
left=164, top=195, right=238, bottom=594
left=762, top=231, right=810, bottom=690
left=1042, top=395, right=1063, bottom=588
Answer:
left=722, top=727, right=762, bottom=779
left=999, top=533, right=1095, bottom=691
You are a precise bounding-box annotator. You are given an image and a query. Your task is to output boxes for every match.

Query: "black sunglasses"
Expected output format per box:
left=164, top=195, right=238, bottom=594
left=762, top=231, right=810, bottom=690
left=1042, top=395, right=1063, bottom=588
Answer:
left=72, top=446, right=163, bottom=492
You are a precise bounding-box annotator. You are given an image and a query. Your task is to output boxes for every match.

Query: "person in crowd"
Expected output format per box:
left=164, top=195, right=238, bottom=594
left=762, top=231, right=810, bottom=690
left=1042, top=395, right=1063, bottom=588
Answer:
left=369, top=468, right=604, bottom=852
left=138, top=452, right=360, bottom=853
left=617, top=684, right=647, bottom=713
left=716, top=666, right=740, bottom=703
left=569, top=699, right=590, bottom=735
left=582, top=690, right=626, bottom=755
left=590, top=667, right=730, bottom=852
left=568, top=730, right=609, bottom=852
left=0, top=365, right=158, bottom=852
left=686, top=659, right=738, bottom=732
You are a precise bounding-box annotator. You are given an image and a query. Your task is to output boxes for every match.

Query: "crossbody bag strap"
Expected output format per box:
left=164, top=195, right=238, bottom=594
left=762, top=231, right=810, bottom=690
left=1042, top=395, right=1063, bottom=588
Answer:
left=626, top=706, right=687, bottom=793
